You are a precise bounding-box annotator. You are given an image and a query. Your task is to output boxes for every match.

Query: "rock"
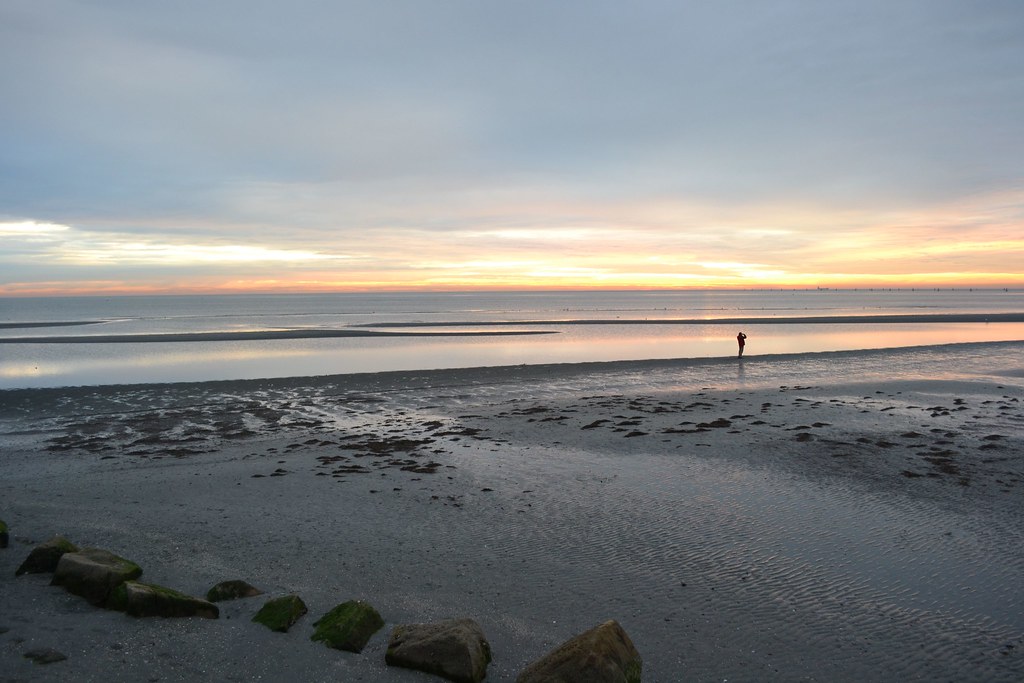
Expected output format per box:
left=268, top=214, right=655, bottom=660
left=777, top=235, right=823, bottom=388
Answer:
left=252, top=595, right=307, bottom=632
left=107, top=581, right=219, bottom=618
left=206, top=579, right=263, bottom=602
left=517, top=620, right=642, bottom=683
left=386, top=617, right=491, bottom=683
left=16, top=536, right=79, bottom=576
left=51, top=548, right=142, bottom=605
left=311, top=600, right=385, bottom=653
left=23, top=648, right=67, bottom=665
left=0, top=519, right=8, bottom=548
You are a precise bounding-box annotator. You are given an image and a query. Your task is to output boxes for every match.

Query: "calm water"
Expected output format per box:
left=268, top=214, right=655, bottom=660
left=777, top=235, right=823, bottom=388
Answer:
left=1, top=290, right=1022, bottom=388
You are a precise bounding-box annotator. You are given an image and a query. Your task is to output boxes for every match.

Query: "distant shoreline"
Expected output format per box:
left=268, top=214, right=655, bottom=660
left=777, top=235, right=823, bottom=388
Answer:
left=0, top=286, right=1021, bottom=300
left=358, top=312, right=1024, bottom=327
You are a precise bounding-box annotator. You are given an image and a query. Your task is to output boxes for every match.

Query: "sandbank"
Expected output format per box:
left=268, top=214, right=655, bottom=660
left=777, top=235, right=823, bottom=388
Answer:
left=0, top=329, right=556, bottom=344
left=0, top=321, right=104, bottom=331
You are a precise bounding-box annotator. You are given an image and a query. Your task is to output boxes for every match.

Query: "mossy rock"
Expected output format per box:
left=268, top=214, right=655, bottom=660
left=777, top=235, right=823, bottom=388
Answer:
left=0, top=519, right=8, bottom=548
left=51, top=548, right=143, bottom=605
left=16, top=536, right=78, bottom=576
left=517, top=619, right=642, bottom=683
left=386, top=618, right=492, bottom=683
left=108, top=581, right=219, bottom=618
left=252, top=595, right=307, bottom=632
left=311, top=600, right=385, bottom=653
left=207, top=579, right=263, bottom=602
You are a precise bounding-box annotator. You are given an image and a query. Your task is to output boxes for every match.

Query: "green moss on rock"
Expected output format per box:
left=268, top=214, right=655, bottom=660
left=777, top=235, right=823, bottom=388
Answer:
left=16, top=536, right=79, bottom=576
left=51, top=548, right=143, bottom=605
left=206, top=579, right=263, bottom=602
left=252, top=595, right=307, bottom=632
left=311, top=600, right=385, bottom=653
left=107, top=581, right=219, bottom=618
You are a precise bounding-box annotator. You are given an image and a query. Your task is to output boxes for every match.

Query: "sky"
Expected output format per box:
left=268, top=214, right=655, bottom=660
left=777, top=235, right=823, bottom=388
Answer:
left=2, top=0, right=1023, bottom=295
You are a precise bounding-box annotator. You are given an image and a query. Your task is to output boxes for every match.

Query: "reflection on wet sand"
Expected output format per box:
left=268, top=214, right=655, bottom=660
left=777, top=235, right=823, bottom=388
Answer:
left=1, top=322, right=1022, bottom=389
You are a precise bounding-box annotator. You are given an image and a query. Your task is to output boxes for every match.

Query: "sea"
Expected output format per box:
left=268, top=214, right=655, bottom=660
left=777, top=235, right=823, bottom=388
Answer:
left=1, top=289, right=1023, bottom=389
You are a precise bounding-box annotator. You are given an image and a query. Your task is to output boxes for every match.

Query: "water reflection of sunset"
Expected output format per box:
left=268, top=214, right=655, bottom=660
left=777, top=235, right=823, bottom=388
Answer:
left=0, top=345, right=313, bottom=383
left=3, top=323, right=1022, bottom=389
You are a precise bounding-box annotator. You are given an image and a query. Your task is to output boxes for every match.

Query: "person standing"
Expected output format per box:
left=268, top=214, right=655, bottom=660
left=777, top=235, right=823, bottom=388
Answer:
left=737, top=331, right=747, bottom=358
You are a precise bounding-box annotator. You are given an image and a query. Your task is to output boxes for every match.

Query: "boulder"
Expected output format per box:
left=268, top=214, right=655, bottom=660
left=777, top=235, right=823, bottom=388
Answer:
left=107, top=581, right=219, bottom=618
left=16, top=536, right=79, bottom=576
left=51, top=548, right=142, bottom=605
left=0, top=519, right=8, bottom=548
left=311, top=600, right=385, bottom=653
left=252, top=595, right=307, bottom=632
left=517, top=620, right=642, bottom=683
left=386, top=617, right=491, bottom=683
left=206, top=579, right=263, bottom=602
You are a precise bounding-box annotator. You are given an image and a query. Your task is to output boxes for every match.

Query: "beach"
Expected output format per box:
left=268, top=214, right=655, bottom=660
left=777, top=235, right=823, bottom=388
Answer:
left=5, top=0, right=1024, bottom=676
left=1, top=343, right=1023, bottom=682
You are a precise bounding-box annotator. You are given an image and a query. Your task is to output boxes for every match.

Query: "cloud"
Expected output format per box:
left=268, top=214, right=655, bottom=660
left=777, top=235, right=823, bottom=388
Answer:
left=4, top=183, right=1023, bottom=292
left=0, top=220, right=345, bottom=269
left=55, top=242, right=342, bottom=266
left=0, top=221, right=70, bottom=238
left=1, top=1, right=1022, bottom=292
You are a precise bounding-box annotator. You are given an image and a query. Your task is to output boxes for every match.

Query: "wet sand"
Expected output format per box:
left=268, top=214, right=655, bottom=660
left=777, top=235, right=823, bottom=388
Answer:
left=1, top=346, right=1022, bottom=681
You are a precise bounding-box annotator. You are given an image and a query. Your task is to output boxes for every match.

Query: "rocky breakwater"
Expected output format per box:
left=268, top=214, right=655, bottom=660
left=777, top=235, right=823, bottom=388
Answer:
left=10, top=525, right=643, bottom=680
left=21, top=537, right=220, bottom=620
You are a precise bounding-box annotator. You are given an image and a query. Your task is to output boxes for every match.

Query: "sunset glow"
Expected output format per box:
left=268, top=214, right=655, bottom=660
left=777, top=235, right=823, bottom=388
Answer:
left=2, top=2, right=1022, bottom=296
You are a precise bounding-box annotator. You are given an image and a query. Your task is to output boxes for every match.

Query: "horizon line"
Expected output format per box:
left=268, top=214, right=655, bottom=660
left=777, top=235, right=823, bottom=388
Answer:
left=2, top=284, right=1023, bottom=299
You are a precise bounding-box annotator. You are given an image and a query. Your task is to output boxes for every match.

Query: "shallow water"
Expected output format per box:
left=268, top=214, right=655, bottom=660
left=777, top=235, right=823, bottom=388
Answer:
left=1, top=290, right=1022, bottom=388
left=2, top=322, right=1023, bottom=390
left=3, top=289, right=1023, bottom=326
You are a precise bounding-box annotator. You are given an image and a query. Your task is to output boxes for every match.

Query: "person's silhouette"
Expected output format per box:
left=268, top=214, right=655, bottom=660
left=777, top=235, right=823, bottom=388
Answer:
left=737, top=331, right=747, bottom=358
